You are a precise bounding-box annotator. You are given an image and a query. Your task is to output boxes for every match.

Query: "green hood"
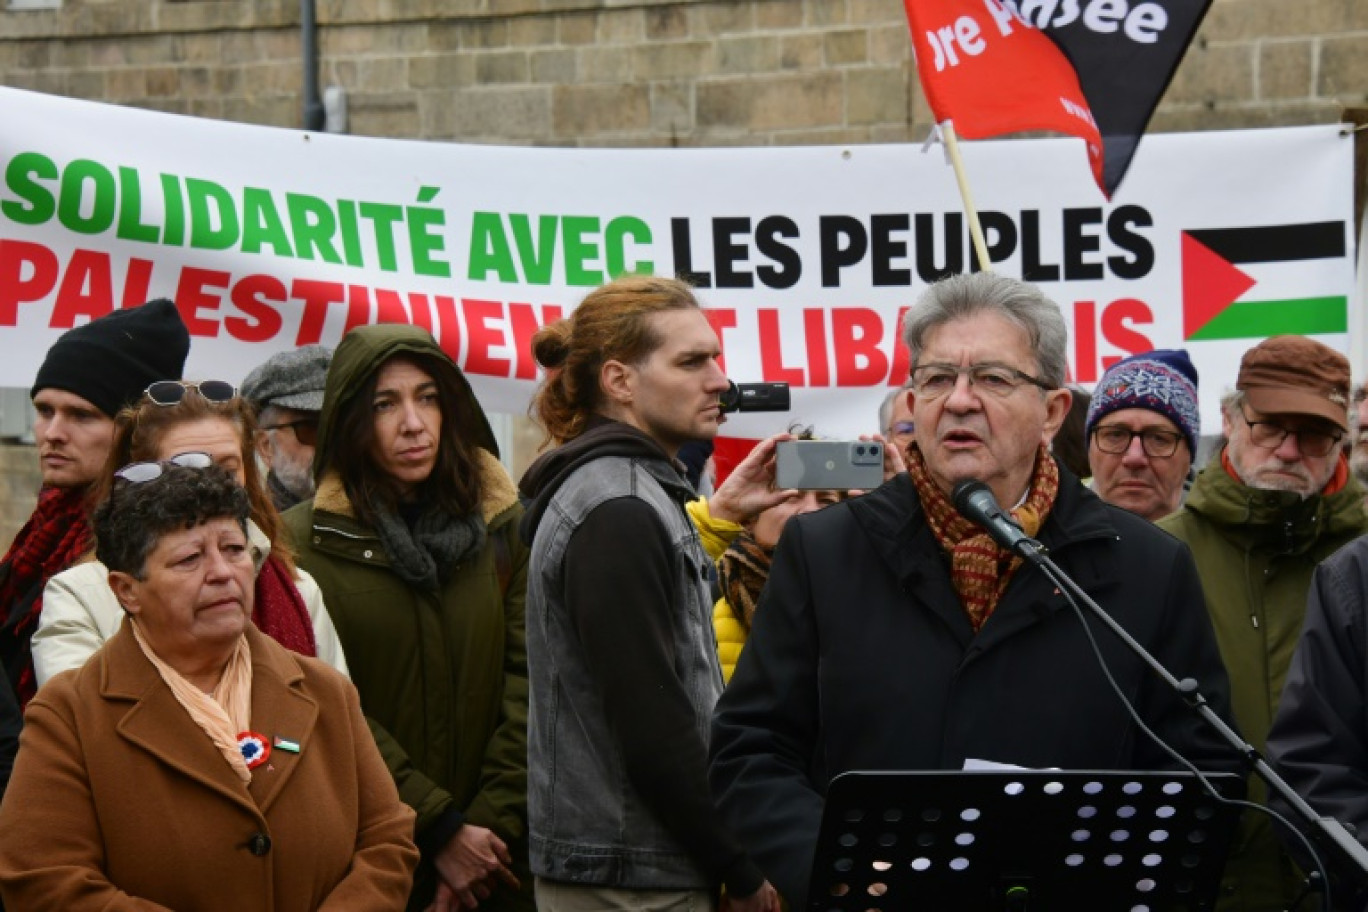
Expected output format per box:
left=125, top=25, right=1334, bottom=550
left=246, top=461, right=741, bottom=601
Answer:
left=313, top=323, right=498, bottom=480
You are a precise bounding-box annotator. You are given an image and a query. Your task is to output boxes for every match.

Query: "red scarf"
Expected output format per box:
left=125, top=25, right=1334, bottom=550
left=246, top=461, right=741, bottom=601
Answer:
left=907, top=445, right=1060, bottom=632
left=0, top=486, right=92, bottom=705
left=252, top=555, right=317, bottom=657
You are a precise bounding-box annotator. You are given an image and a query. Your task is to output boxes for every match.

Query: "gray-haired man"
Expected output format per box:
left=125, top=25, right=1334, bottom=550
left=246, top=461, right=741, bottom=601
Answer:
left=241, top=345, right=331, bottom=511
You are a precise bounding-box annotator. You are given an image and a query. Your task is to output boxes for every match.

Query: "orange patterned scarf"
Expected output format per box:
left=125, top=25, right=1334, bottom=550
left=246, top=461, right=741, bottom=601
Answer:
left=907, top=444, right=1060, bottom=632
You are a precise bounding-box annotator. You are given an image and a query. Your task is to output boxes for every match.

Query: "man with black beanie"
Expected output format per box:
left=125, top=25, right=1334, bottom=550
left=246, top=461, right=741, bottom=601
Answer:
left=0, top=299, right=189, bottom=707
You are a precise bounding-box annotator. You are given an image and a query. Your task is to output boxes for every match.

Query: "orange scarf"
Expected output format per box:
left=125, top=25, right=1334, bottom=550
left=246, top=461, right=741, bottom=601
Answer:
left=131, top=620, right=254, bottom=783
left=907, top=444, right=1060, bottom=632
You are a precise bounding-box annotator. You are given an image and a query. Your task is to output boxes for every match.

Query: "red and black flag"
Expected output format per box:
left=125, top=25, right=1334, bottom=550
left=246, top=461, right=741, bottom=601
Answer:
left=903, top=0, right=1211, bottom=198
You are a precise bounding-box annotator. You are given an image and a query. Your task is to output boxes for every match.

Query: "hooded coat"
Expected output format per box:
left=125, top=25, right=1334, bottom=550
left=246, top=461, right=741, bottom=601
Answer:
left=282, top=325, right=531, bottom=911
left=1159, top=461, right=1368, bottom=912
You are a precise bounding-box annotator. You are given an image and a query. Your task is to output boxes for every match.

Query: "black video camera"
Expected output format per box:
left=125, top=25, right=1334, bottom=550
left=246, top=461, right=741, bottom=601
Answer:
left=719, top=381, right=791, bottom=414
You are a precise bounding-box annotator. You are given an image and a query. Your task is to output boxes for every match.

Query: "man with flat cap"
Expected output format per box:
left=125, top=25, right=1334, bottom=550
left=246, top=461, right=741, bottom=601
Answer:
left=1160, top=335, right=1368, bottom=912
left=0, top=299, right=190, bottom=708
left=241, top=345, right=331, bottom=512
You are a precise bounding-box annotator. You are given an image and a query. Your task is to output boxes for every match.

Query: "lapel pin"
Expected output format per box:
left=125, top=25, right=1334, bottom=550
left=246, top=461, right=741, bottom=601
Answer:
left=273, top=735, right=301, bottom=754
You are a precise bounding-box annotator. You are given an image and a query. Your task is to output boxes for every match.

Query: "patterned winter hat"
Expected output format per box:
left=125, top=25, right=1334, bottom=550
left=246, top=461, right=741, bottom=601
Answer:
left=1086, top=349, right=1201, bottom=456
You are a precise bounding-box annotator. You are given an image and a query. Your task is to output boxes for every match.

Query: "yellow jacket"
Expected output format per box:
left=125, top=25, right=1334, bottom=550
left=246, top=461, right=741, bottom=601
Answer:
left=686, top=498, right=749, bottom=682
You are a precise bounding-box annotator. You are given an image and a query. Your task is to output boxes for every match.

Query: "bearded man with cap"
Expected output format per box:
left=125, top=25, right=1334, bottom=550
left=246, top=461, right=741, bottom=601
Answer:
left=0, top=299, right=189, bottom=708
left=1085, top=349, right=1200, bottom=522
left=241, top=345, right=331, bottom=512
left=1160, top=335, right=1368, bottom=912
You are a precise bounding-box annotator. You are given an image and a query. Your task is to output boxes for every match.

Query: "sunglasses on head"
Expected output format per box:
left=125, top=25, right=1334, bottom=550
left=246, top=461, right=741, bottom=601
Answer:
left=114, top=451, right=214, bottom=485
left=144, top=380, right=237, bottom=407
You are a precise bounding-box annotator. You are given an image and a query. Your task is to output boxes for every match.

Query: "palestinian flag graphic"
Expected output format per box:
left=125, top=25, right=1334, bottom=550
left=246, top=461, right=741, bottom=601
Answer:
left=1182, top=221, right=1347, bottom=341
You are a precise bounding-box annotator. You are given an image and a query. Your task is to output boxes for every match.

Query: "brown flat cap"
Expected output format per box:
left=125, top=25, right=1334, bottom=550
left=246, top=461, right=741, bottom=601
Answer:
left=1236, top=335, right=1350, bottom=431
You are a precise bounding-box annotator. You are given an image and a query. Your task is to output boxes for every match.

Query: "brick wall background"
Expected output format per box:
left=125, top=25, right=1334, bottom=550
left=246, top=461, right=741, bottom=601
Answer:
left=0, top=0, right=1365, bottom=546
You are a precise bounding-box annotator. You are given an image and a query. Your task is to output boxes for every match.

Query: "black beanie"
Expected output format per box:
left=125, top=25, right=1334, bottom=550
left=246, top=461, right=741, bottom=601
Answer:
left=31, top=299, right=191, bottom=418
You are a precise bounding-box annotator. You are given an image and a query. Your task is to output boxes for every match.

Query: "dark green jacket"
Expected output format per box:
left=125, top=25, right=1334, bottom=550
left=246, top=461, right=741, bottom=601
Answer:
left=284, top=324, right=530, bottom=911
left=1160, top=460, right=1368, bottom=912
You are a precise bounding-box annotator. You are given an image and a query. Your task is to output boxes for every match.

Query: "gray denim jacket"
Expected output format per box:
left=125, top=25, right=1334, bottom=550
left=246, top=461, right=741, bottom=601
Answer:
left=525, top=453, right=723, bottom=889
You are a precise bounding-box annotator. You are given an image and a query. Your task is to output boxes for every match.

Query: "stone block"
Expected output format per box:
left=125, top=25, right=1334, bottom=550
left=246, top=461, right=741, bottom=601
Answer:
left=870, top=122, right=915, bottom=142
left=474, top=49, right=529, bottom=84
left=699, top=2, right=753, bottom=35
left=65, top=70, right=106, bottom=101
left=634, top=40, right=712, bottom=80
left=1319, top=35, right=1368, bottom=100
left=646, top=5, right=689, bottom=40
left=779, top=33, right=822, bottom=70
left=427, top=20, right=464, bottom=52
left=325, top=22, right=427, bottom=56
left=158, top=1, right=255, bottom=33
left=409, top=53, right=475, bottom=90
left=850, top=0, right=903, bottom=25
left=806, top=0, right=849, bottom=27
left=105, top=67, right=147, bottom=100
left=597, top=8, right=644, bottom=43
left=580, top=45, right=634, bottom=83
left=1259, top=40, right=1312, bottom=100
left=869, top=22, right=912, bottom=65
left=846, top=65, right=909, bottom=125
left=146, top=66, right=179, bottom=97
left=718, top=35, right=780, bottom=74
left=650, top=79, right=694, bottom=132
left=552, top=83, right=650, bottom=137
left=180, top=66, right=215, bottom=98
left=559, top=12, right=597, bottom=45
left=214, top=67, right=243, bottom=94
left=175, top=33, right=224, bottom=65
left=344, top=91, right=420, bottom=137
left=773, top=126, right=872, bottom=145
left=1202, top=0, right=1363, bottom=42
left=531, top=48, right=576, bottom=83
left=698, top=71, right=842, bottom=131
left=13, top=40, right=51, bottom=70
left=1147, top=99, right=1342, bottom=132
left=464, top=19, right=512, bottom=50
left=509, top=16, right=556, bottom=46
left=825, top=28, right=867, bottom=66
left=222, top=95, right=297, bottom=128
left=1165, top=41, right=1255, bottom=105
left=357, top=57, right=410, bottom=92
left=428, top=86, right=552, bottom=141
left=756, top=0, right=803, bottom=30
left=189, top=98, right=227, bottom=120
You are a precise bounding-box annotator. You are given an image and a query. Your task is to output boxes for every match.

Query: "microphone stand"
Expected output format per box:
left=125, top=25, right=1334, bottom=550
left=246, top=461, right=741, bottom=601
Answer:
left=1007, top=534, right=1368, bottom=895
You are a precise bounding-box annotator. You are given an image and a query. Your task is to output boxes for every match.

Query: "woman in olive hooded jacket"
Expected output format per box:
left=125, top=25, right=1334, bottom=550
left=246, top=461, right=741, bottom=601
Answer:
left=283, top=324, right=532, bottom=912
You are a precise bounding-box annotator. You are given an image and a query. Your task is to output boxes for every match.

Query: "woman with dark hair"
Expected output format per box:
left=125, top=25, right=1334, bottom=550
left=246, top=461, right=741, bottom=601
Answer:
left=33, top=380, right=348, bottom=685
left=283, top=323, right=532, bottom=912
left=0, top=460, right=417, bottom=910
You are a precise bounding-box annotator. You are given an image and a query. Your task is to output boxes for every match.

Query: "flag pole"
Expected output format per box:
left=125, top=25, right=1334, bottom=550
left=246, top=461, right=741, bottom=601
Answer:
left=940, top=121, right=993, bottom=273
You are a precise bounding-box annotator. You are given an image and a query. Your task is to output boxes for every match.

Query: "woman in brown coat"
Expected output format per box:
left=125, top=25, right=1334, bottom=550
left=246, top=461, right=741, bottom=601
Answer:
left=0, top=459, right=418, bottom=911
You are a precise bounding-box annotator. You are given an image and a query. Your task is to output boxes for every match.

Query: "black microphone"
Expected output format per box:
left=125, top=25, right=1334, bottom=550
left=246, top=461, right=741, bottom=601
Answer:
left=951, top=479, right=1041, bottom=559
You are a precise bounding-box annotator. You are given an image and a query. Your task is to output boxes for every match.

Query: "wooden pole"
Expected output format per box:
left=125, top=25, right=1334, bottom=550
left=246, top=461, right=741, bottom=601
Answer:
left=940, top=121, right=993, bottom=273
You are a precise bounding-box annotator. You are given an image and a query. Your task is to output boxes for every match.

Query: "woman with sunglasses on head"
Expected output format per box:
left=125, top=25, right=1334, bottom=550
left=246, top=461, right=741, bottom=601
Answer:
left=282, top=324, right=533, bottom=912
left=0, top=459, right=418, bottom=910
left=31, top=379, right=349, bottom=685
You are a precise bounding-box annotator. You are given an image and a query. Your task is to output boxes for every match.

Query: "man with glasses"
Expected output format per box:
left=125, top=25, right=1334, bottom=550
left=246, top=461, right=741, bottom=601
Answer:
left=0, top=299, right=189, bottom=709
left=241, top=346, right=330, bottom=511
left=711, top=273, right=1238, bottom=908
left=1084, top=349, right=1200, bottom=522
left=877, top=380, right=916, bottom=460
left=1159, top=335, right=1368, bottom=912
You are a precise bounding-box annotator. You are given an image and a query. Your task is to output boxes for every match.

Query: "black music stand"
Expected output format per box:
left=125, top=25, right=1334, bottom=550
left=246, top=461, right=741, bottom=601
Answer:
left=809, top=770, right=1244, bottom=912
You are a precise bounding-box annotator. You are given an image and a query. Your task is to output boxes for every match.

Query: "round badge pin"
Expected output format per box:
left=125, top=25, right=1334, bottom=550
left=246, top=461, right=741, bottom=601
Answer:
left=237, top=731, right=271, bottom=770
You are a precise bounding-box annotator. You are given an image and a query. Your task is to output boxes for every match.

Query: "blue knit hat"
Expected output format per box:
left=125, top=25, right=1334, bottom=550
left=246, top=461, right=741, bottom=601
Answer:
left=1085, top=349, right=1201, bottom=456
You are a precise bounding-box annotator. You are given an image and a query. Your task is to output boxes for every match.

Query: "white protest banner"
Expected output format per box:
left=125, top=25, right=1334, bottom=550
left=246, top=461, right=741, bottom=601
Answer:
left=0, top=87, right=1354, bottom=438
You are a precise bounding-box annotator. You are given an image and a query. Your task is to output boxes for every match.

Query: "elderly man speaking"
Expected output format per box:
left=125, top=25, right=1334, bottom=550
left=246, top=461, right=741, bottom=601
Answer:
left=709, top=273, right=1241, bottom=907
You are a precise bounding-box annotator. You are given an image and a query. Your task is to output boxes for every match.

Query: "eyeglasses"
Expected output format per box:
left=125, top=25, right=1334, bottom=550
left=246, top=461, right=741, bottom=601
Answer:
left=114, top=451, right=214, bottom=485
left=888, top=420, right=916, bottom=437
left=260, top=417, right=318, bottom=447
left=1092, top=425, right=1185, bottom=458
left=1239, top=408, right=1343, bottom=458
left=909, top=363, right=1055, bottom=400
left=144, top=380, right=237, bottom=407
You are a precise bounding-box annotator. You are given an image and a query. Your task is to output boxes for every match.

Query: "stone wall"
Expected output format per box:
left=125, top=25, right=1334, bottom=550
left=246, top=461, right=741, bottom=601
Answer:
left=0, top=0, right=1365, bottom=546
left=2, top=0, right=1364, bottom=146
